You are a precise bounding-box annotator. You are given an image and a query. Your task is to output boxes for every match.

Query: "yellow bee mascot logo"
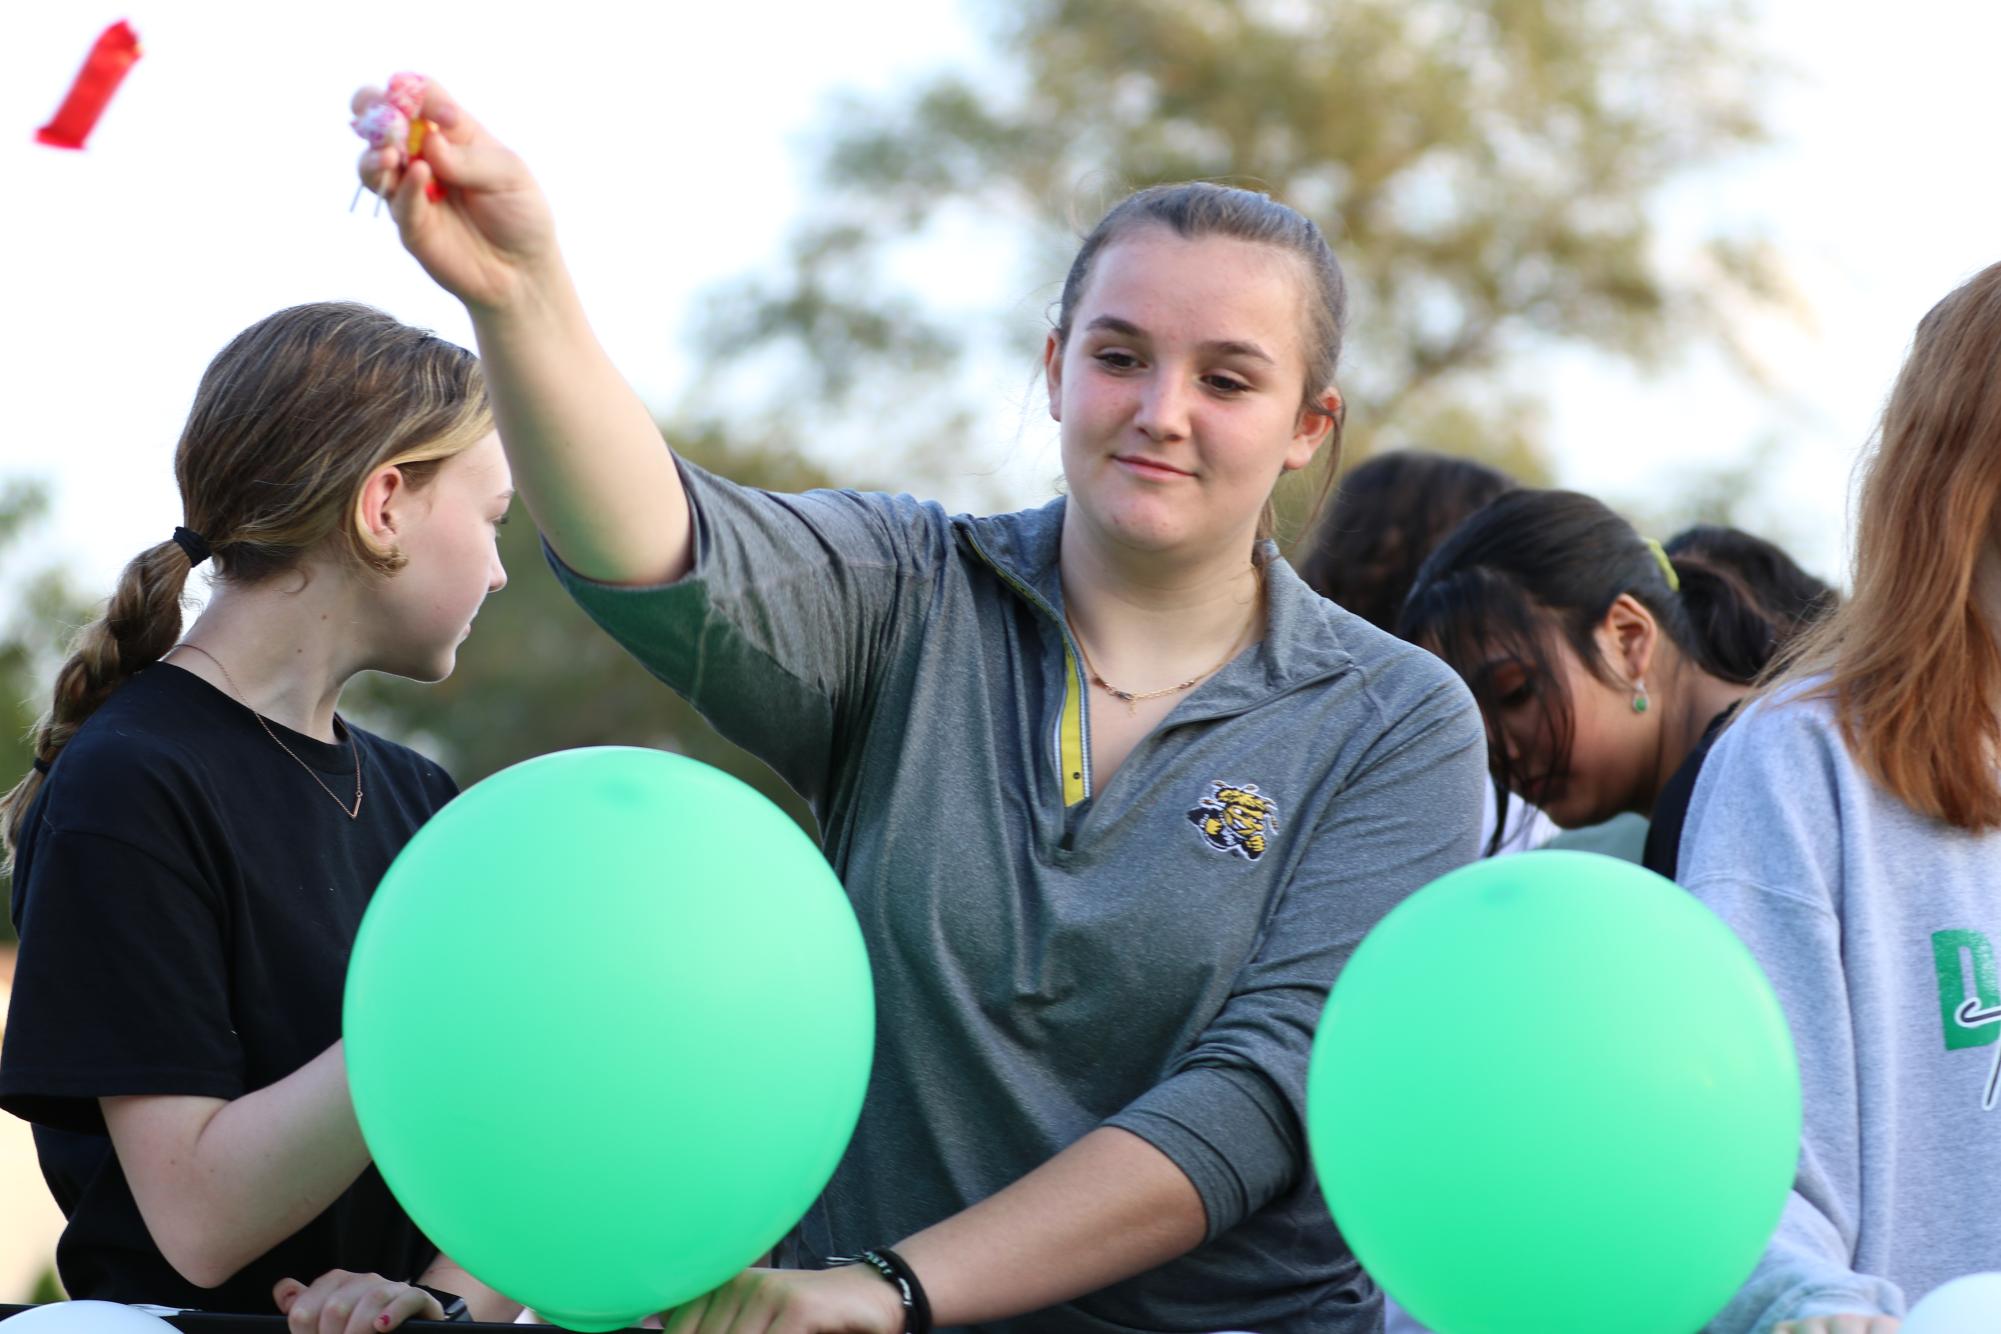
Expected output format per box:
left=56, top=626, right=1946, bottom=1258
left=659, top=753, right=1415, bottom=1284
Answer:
left=1187, top=781, right=1280, bottom=861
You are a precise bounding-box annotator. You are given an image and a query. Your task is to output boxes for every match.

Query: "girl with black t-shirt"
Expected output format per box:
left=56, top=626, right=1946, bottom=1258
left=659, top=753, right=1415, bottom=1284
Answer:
left=0, top=302, right=523, bottom=1328
left=1398, top=490, right=1834, bottom=876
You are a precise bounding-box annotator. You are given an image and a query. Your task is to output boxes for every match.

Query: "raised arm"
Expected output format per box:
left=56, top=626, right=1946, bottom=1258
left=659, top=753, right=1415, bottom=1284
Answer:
left=354, top=82, right=690, bottom=586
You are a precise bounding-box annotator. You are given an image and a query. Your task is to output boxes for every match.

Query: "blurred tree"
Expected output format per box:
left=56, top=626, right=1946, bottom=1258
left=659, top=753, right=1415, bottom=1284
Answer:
left=0, top=482, right=89, bottom=943
left=695, top=0, right=1789, bottom=543
left=348, top=424, right=860, bottom=832
left=1610, top=433, right=1838, bottom=588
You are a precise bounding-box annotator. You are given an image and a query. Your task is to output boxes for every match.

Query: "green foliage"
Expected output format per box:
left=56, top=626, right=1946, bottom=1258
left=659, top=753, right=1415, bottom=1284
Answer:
left=27, top=1263, right=65, bottom=1305
left=346, top=423, right=865, bottom=834
left=0, top=482, right=89, bottom=943
left=696, top=0, right=1779, bottom=498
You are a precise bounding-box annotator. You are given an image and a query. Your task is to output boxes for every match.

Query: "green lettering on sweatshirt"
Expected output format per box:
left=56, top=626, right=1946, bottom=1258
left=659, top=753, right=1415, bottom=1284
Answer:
left=1933, top=929, right=2001, bottom=1052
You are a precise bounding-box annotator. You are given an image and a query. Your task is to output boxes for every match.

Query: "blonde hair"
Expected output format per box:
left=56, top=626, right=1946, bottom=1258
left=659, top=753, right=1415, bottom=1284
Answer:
left=2, top=302, right=491, bottom=863
left=1769, top=263, right=2001, bottom=829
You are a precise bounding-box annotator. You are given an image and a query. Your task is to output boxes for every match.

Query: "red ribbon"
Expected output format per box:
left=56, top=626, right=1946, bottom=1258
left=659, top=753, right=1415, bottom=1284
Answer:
left=36, top=20, right=143, bottom=150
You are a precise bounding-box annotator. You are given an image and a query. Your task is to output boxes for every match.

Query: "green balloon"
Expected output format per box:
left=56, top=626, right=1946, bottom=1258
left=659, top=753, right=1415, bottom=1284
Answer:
left=344, top=748, right=874, bottom=1331
left=1307, top=851, right=1800, bottom=1334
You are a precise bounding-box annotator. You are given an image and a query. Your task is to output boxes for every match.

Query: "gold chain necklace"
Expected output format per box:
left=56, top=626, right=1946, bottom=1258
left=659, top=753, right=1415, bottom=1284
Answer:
left=172, top=643, right=364, bottom=820
left=1063, top=603, right=1255, bottom=716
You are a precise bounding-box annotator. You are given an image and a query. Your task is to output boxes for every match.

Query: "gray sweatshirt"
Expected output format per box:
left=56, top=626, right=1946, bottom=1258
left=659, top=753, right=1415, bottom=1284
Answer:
left=1679, top=688, right=2001, bottom=1329
left=549, top=460, right=1486, bottom=1333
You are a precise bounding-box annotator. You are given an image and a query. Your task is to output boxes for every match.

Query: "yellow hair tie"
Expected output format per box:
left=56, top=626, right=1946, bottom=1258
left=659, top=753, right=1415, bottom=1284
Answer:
left=1645, top=537, right=1680, bottom=593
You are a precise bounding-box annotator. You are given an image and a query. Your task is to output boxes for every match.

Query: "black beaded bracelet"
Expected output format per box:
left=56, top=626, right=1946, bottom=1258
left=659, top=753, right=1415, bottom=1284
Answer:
left=831, top=1247, right=932, bottom=1334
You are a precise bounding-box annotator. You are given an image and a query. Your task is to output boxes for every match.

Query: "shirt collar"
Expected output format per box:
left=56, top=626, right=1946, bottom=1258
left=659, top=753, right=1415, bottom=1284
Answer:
left=957, top=497, right=1362, bottom=697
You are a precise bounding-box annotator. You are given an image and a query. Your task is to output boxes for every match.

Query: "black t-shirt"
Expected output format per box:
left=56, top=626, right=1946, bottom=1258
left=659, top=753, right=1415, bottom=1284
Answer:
left=1641, top=706, right=1737, bottom=881
left=0, top=662, right=458, bottom=1310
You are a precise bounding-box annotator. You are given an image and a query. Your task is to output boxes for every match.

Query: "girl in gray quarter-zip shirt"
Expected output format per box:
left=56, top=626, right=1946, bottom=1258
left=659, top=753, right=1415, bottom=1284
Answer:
left=356, top=85, right=1486, bottom=1333
left=551, top=461, right=1484, bottom=1333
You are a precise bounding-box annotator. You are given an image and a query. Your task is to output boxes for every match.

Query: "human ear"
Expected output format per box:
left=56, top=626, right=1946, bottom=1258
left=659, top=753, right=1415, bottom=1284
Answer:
left=1283, top=387, right=1342, bottom=472
left=1043, top=331, right=1064, bottom=422
left=356, top=463, right=408, bottom=547
left=1598, top=592, right=1659, bottom=684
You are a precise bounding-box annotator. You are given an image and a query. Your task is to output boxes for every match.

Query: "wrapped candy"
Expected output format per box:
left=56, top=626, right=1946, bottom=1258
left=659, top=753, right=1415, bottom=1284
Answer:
left=36, top=20, right=143, bottom=150
left=350, top=72, right=442, bottom=210
left=351, top=101, right=408, bottom=151
left=384, top=72, right=427, bottom=118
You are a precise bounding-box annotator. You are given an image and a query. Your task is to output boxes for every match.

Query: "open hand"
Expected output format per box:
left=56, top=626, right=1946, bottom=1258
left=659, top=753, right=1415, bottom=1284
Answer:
left=350, top=80, right=558, bottom=312
left=273, top=1268, right=445, bottom=1334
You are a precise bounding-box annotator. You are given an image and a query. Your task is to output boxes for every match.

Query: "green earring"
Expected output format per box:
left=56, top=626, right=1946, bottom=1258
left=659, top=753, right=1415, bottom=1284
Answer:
left=1632, top=682, right=1650, bottom=714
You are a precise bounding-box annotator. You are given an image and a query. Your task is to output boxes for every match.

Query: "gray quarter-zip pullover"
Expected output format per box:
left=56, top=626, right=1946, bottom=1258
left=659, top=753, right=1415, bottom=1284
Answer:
left=549, top=460, right=1485, bottom=1333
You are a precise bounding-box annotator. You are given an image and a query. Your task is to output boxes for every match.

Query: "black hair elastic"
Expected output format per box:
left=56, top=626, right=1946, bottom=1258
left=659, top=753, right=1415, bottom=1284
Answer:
left=172, top=526, right=212, bottom=567
left=31, top=755, right=51, bottom=775
left=831, top=1248, right=931, bottom=1334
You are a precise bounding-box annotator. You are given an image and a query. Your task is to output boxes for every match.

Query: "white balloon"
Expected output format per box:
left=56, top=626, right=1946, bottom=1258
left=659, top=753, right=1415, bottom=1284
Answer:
left=1903, top=1273, right=2001, bottom=1334
left=0, top=1302, right=178, bottom=1331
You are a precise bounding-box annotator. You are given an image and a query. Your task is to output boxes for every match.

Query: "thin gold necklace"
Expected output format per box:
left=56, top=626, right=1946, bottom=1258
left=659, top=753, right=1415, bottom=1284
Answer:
left=172, top=643, right=364, bottom=820
left=1063, top=599, right=1257, bottom=716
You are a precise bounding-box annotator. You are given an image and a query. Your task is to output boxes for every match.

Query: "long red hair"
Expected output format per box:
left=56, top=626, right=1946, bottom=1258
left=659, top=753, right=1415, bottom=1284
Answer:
left=1775, top=263, right=2001, bottom=829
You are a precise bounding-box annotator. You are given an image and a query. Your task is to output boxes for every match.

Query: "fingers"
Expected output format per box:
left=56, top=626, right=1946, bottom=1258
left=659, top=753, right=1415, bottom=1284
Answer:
left=274, top=1269, right=442, bottom=1334
left=357, top=145, right=403, bottom=197
left=661, top=1285, right=759, bottom=1334
left=660, top=1291, right=711, bottom=1334
left=417, top=128, right=470, bottom=186
left=414, top=113, right=526, bottom=198
left=1775, top=1318, right=1902, bottom=1334
left=416, top=79, right=474, bottom=143
left=350, top=84, right=384, bottom=117
left=357, top=1285, right=442, bottom=1334
left=390, top=158, right=432, bottom=232
left=273, top=1277, right=307, bottom=1315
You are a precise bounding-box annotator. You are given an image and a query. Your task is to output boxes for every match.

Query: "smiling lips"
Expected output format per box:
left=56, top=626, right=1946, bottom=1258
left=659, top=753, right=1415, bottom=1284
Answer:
left=1115, top=453, right=1196, bottom=480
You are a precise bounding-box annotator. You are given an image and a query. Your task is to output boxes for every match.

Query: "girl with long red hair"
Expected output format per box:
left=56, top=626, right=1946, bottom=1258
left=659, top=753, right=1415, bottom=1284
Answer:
left=1681, top=266, right=2001, bottom=1333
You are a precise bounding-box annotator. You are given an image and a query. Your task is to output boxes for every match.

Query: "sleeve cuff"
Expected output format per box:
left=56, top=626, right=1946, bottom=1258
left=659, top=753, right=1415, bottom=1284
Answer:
left=1103, top=1064, right=1301, bottom=1243
left=1, top=1066, right=246, bottom=1135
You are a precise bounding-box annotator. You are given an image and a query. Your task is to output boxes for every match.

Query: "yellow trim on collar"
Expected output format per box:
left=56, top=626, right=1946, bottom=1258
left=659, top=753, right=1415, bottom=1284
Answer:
left=1061, top=645, right=1088, bottom=807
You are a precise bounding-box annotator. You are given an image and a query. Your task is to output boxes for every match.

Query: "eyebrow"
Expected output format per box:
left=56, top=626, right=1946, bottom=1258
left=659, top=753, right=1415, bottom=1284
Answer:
left=1084, top=314, right=1276, bottom=366
left=1471, top=656, right=1528, bottom=690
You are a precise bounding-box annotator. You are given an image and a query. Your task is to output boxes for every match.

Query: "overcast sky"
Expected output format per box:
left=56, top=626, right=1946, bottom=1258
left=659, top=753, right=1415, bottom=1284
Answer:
left=5, top=0, right=1999, bottom=612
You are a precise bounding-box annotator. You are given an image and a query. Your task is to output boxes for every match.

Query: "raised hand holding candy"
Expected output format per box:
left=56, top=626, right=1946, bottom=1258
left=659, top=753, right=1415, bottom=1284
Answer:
left=349, top=101, right=408, bottom=215
left=351, top=72, right=444, bottom=214
left=349, top=79, right=558, bottom=314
